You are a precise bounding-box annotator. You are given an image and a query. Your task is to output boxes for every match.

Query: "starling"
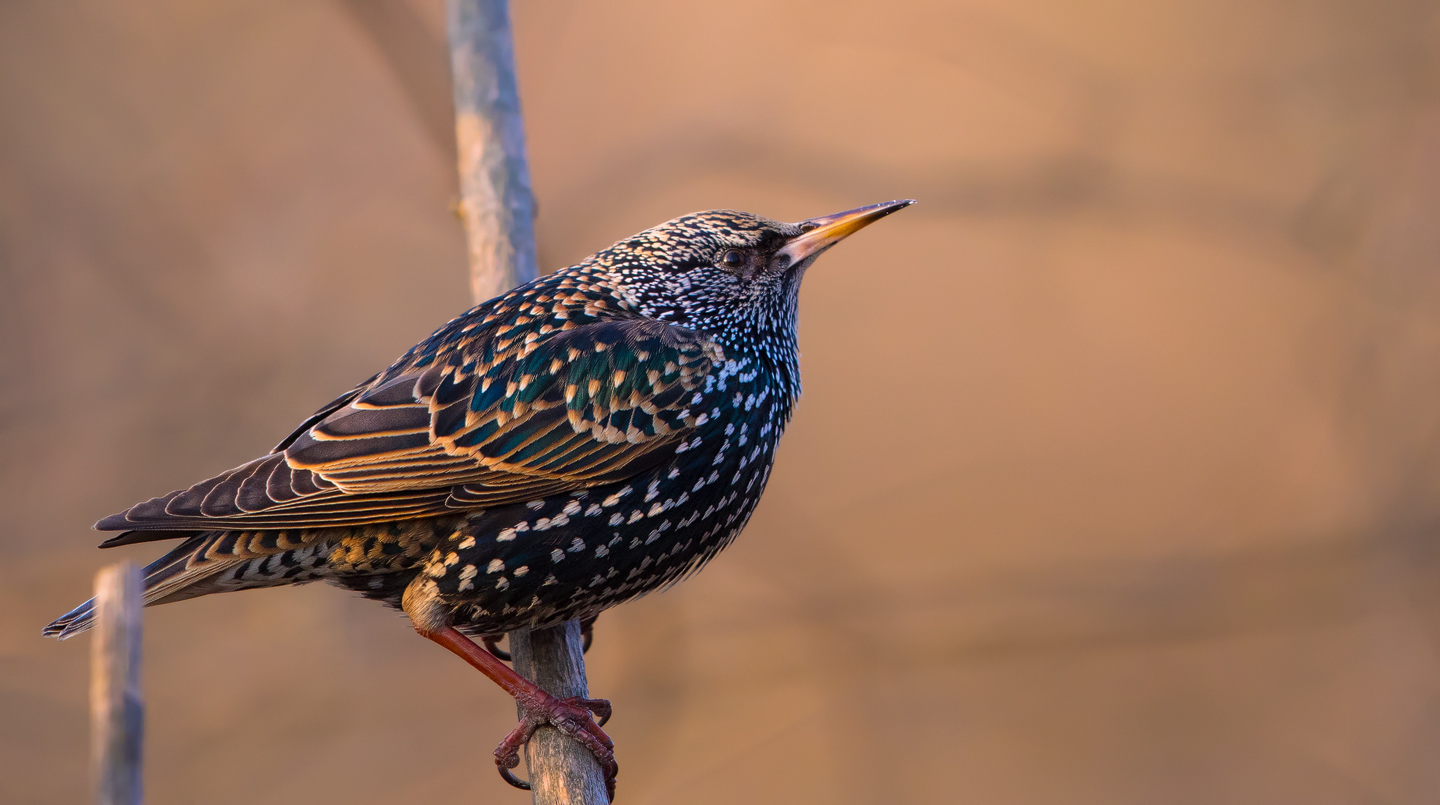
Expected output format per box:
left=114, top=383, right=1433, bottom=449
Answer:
left=45, top=199, right=914, bottom=796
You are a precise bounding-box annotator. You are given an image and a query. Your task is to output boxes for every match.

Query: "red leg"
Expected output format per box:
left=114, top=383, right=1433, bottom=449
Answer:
left=418, top=625, right=617, bottom=798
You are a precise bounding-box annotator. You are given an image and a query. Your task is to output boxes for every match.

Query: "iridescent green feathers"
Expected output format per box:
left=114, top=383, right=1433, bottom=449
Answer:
left=99, top=271, right=724, bottom=533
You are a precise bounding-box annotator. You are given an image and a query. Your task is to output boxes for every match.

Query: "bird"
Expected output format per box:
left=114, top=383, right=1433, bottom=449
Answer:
left=45, top=199, right=914, bottom=797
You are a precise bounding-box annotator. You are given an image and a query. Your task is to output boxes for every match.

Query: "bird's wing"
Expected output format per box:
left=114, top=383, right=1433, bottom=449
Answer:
left=270, top=372, right=379, bottom=452
left=98, top=319, right=723, bottom=531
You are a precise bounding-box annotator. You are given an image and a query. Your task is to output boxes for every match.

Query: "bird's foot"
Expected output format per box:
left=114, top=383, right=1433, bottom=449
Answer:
left=414, top=624, right=616, bottom=798
left=495, top=691, right=617, bottom=798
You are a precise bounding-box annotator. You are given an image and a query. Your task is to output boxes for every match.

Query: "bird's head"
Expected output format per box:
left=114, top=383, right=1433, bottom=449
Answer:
left=592, top=200, right=914, bottom=352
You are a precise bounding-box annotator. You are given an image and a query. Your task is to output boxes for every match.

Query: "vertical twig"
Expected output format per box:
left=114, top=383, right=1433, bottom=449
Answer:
left=448, top=0, right=539, bottom=301
left=91, top=562, right=143, bottom=805
left=446, top=2, right=609, bottom=802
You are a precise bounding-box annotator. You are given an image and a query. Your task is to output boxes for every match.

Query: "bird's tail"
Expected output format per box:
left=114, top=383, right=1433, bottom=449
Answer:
left=43, top=529, right=330, bottom=639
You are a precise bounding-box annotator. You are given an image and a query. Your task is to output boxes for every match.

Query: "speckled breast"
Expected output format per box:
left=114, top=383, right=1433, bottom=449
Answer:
left=429, top=362, right=791, bottom=636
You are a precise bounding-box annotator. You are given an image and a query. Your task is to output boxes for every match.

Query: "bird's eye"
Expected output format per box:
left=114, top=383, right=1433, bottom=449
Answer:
left=720, top=249, right=746, bottom=269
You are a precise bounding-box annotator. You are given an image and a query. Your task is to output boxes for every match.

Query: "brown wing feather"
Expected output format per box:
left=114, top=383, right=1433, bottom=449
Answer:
left=98, top=318, right=720, bottom=533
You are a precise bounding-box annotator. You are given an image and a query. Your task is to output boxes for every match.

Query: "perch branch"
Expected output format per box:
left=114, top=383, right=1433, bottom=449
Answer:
left=446, top=1, right=609, bottom=802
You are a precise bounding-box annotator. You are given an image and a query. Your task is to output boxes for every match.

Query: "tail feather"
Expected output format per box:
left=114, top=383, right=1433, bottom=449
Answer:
left=44, top=534, right=212, bottom=639
left=98, top=529, right=201, bottom=549
left=43, top=529, right=331, bottom=639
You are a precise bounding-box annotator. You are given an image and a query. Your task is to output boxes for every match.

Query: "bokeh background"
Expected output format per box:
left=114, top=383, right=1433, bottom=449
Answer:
left=5, top=0, right=1440, bottom=802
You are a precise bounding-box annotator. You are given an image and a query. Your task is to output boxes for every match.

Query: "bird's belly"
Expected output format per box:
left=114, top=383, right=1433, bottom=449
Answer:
left=434, top=423, right=781, bottom=635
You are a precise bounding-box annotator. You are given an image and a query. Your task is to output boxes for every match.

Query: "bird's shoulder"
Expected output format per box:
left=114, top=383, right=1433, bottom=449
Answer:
left=388, top=267, right=636, bottom=376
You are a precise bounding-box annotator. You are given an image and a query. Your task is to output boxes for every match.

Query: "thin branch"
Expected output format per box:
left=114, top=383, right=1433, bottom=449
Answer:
left=445, top=2, right=608, bottom=802
left=509, top=623, right=612, bottom=803
left=448, top=0, right=538, bottom=301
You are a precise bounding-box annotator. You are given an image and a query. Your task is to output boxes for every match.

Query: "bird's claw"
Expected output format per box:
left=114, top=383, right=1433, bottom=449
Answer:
left=497, top=764, right=530, bottom=790
left=580, top=616, right=596, bottom=654
left=493, top=694, right=617, bottom=799
left=482, top=634, right=511, bottom=662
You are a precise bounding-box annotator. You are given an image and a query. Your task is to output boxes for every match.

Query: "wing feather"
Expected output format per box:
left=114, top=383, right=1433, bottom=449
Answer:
left=98, top=317, right=721, bottom=533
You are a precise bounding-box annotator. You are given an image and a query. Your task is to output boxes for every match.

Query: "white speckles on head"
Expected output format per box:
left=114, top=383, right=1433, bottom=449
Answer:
left=487, top=558, right=505, bottom=574
left=551, top=548, right=565, bottom=563
left=497, top=527, right=518, bottom=542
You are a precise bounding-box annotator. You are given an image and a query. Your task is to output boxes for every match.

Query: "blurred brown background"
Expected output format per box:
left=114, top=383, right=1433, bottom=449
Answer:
left=5, top=0, right=1440, bottom=802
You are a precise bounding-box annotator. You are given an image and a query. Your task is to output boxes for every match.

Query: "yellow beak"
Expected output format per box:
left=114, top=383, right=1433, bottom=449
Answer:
left=777, top=199, right=916, bottom=266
